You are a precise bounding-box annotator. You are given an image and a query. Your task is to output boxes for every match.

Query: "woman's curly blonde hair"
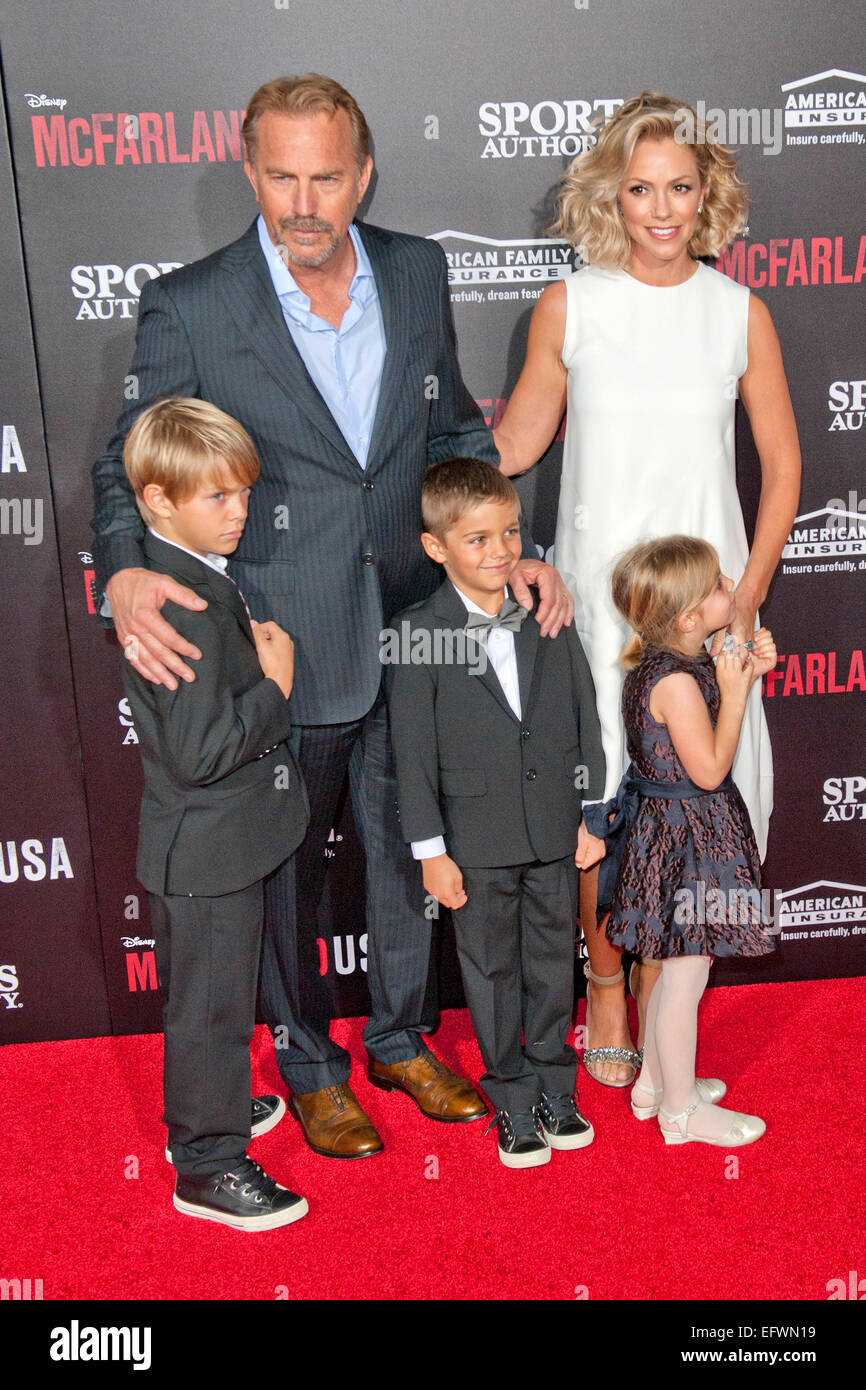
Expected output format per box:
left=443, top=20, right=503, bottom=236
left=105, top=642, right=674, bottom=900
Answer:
left=551, top=92, right=748, bottom=268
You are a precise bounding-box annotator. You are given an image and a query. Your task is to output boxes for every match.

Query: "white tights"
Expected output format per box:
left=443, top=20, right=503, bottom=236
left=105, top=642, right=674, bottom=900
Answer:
left=637, top=955, right=739, bottom=1140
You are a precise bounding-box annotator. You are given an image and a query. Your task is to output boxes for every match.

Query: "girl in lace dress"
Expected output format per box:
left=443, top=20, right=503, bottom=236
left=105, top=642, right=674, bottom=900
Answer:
left=580, top=535, right=777, bottom=1147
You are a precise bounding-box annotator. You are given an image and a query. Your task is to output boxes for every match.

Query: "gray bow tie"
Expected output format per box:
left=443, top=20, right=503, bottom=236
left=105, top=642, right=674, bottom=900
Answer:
left=465, top=598, right=528, bottom=638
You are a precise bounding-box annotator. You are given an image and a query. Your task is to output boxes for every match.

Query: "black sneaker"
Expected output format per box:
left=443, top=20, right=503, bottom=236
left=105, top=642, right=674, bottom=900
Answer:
left=173, top=1157, right=308, bottom=1231
left=538, top=1091, right=595, bottom=1150
left=486, top=1107, right=551, bottom=1169
left=165, top=1094, right=286, bottom=1163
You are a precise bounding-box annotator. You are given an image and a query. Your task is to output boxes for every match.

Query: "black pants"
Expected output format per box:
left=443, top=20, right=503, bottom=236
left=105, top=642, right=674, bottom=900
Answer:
left=259, top=698, right=436, bottom=1093
left=452, top=857, right=579, bottom=1113
left=150, top=882, right=262, bottom=1177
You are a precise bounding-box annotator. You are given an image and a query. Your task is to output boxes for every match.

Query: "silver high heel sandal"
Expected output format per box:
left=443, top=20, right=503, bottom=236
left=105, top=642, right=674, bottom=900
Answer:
left=581, top=963, right=642, bottom=1088
left=630, top=1077, right=727, bottom=1120
left=658, top=1102, right=766, bottom=1147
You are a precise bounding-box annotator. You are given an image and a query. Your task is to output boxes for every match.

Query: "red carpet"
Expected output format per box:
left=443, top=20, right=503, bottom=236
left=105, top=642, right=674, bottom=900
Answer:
left=2, top=977, right=863, bottom=1301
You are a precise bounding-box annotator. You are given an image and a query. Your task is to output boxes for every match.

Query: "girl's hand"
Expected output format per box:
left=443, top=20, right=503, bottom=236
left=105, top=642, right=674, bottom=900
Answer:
left=749, top=627, right=777, bottom=679
left=714, top=646, right=755, bottom=703
left=576, top=821, right=606, bottom=871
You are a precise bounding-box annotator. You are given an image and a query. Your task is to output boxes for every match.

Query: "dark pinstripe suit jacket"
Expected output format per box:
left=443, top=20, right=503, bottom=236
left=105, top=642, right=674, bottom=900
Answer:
left=386, top=581, right=606, bottom=867
left=92, top=219, right=498, bottom=724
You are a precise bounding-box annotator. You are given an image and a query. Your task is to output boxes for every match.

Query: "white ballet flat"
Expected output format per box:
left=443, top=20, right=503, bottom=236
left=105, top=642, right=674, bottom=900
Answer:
left=659, top=1102, right=765, bottom=1147
left=630, top=1077, right=727, bottom=1121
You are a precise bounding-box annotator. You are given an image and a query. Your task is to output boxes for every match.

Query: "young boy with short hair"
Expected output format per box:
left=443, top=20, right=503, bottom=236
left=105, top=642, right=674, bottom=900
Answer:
left=385, top=457, right=605, bottom=1167
left=122, top=396, right=309, bottom=1228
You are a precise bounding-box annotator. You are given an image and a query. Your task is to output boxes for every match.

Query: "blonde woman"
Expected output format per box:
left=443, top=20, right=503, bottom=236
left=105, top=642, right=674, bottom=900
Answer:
left=494, top=93, right=800, bottom=1087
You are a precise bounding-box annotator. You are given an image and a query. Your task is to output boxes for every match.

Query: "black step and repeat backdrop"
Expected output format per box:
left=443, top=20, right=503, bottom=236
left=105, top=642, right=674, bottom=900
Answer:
left=1, top=1, right=864, bottom=1043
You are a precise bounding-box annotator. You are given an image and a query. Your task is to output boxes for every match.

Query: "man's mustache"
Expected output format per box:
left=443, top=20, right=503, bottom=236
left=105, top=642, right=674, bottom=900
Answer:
left=279, top=217, right=334, bottom=233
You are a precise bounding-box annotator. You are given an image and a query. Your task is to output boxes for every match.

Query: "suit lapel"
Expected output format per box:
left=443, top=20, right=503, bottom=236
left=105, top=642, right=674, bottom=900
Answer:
left=359, top=224, right=410, bottom=474
left=515, top=605, right=541, bottom=717
left=144, top=533, right=254, bottom=644
left=216, top=224, right=357, bottom=466
left=432, top=581, right=522, bottom=725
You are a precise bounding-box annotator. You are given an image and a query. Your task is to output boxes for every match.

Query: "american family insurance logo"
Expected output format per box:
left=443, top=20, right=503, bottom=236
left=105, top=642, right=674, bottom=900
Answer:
left=780, top=504, right=866, bottom=575
left=429, top=231, right=575, bottom=304
left=477, top=97, right=622, bottom=158
left=783, top=69, right=866, bottom=147
left=775, top=881, right=866, bottom=942
left=30, top=104, right=245, bottom=166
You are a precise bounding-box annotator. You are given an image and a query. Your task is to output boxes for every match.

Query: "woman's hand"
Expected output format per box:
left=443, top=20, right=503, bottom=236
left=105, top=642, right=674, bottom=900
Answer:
left=493, top=283, right=568, bottom=477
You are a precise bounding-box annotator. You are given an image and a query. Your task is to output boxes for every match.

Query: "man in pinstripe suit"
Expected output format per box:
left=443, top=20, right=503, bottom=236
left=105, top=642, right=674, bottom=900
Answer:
left=92, top=75, right=574, bottom=1159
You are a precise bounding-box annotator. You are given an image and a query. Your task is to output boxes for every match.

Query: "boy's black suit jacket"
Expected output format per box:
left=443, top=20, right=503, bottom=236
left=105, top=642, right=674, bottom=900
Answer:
left=122, top=532, right=309, bottom=896
left=385, top=580, right=605, bottom=868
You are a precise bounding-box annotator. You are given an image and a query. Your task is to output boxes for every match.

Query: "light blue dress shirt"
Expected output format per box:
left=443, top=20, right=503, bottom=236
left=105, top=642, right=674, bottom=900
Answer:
left=256, top=215, right=386, bottom=469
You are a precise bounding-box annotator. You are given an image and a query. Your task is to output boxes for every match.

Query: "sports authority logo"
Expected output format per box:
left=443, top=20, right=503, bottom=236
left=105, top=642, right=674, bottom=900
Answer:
left=477, top=97, right=622, bottom=159
left=782, top=69, right=866, bottom=148
left=31, top=107, right=245, bottom=166
left=829, top=381, right=866, bottom=431
left=0, top=963, right=22, bottom=1010
left=429, top=231, right=576, bottom=305
left=71, top=261, right=183, bottom=322
left=775, top=882, right=866, bottom=943
left=822, top=778, right=866, bottom=824
left=780, top=504, right=866, bottom=574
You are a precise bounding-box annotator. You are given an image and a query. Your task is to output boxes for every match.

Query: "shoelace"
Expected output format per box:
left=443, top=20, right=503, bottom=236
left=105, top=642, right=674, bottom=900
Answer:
left=484, top=1106, right=543, bottom=1141
left=539, top=1092, right=579, bottom=1123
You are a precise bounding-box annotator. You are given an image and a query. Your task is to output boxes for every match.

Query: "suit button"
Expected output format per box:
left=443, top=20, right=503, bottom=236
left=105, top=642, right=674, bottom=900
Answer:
left=363, top=480, right=375, bottom=491
left=361, top=553, right=375, bottom=565
left=525, top=769, right=537, bottom=781
left=521, top=726, right=531, bottom=739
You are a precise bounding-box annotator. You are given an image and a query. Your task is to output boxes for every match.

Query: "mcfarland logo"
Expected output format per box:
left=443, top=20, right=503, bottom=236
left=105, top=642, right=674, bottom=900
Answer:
left=32, top=108, right=245, bottom=167
left=775, top=881, right=866, bottom=942
left=716, top=234, right=866, bottom=288
left=477, top=96, right=622, bottom=159
left=780, top=503, right=866, bottom=573
left=783, top=69, right=866, bottom=147
left=429, top=231, right=576, bottom=304
left=763, top=648, right=865, bottom=698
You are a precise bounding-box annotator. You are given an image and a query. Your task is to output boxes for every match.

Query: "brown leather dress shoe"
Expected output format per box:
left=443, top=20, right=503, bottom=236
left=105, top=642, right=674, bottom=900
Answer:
left=291, top=1082, right=383, bottom=1159
left=368, top=1052, right=487, bottom=1122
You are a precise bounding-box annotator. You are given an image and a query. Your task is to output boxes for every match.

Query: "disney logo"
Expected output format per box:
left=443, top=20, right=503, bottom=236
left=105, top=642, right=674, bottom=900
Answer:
left=78, top=550, right=93, bottom=564
left=25, top=94, right=68, bottom=110
left=121, top=936, right=156, bottom=949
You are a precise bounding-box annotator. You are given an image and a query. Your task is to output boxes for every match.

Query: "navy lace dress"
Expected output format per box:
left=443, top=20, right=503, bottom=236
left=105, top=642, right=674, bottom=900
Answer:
left=605, top=646, right=775, bottom=959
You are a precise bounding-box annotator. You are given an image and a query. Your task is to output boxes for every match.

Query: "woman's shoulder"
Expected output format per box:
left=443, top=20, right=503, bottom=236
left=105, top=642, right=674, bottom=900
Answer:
left=563, top=263, right=625, bottom=300
left=695, top=259, right=750, bottom=307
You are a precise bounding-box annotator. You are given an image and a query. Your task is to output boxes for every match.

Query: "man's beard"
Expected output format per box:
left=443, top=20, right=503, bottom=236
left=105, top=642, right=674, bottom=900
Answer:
left=276, top=218, right=341, bottom=270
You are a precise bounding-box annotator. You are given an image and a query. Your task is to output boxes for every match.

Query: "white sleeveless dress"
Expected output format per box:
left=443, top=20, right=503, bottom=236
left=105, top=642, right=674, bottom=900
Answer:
left=554, top=261, right=773, bottom=857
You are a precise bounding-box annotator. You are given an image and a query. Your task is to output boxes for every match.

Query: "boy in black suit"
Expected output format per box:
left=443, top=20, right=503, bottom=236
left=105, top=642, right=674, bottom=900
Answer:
left=385, top=459, right=605, bottom=1167
left=122, top=397, right=309, bottom=1228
